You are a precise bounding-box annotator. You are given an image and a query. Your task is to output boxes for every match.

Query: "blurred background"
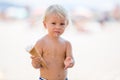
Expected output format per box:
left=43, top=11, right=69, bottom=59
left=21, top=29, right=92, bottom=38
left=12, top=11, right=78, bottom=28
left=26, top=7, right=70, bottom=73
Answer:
left=0, top=0, right=120, bottom=80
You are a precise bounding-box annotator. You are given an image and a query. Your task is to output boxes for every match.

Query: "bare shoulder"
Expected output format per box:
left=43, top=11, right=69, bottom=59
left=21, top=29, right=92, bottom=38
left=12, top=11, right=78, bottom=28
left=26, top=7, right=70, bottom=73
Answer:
left=64, top=39, right=71, bottom=46
left=65, top=40, right=71, bottom=44
left=35, top=36, right=47, bottom=48
left=60, top=37, right=71, bottom=46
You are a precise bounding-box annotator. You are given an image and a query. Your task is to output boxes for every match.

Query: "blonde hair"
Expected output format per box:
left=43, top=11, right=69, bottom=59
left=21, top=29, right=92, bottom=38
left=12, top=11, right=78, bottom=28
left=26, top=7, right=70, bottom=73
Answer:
left=43, top=4, right=69, bottom=23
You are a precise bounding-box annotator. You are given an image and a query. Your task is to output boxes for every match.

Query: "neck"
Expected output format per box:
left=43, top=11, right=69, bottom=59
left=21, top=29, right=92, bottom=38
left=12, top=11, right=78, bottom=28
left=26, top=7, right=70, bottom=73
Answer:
left=47, top=34, right=60, bottom=40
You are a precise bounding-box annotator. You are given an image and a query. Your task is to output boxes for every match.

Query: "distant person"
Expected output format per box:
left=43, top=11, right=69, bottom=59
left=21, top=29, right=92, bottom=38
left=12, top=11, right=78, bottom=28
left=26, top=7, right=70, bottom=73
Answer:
left=112, top=4, right=120, bottom=21
left=29, top=4, right=75, bottom=80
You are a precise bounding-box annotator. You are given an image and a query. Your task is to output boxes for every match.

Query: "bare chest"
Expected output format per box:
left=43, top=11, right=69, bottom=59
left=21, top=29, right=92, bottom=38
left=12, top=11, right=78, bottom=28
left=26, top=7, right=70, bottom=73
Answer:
left=42, top=40, right=66, bottom=58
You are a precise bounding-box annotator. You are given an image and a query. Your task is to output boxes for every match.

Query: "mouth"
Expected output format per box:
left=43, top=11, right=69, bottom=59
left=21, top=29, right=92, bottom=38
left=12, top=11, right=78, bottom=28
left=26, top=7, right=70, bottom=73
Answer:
left=54, top=31, right=60, bottom=33
left=54, top=31, right=61, bottom=36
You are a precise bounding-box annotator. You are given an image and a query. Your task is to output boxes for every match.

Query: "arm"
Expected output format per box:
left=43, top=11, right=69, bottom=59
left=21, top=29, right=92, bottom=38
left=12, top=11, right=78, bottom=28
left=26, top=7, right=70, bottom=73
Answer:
left=31, top=56, right=42, bottom=69
left=64, top=41, right=75, bottom=69
left=30, top=40, right=43, bottom=69
left=32, top=40, right=48, bottom=69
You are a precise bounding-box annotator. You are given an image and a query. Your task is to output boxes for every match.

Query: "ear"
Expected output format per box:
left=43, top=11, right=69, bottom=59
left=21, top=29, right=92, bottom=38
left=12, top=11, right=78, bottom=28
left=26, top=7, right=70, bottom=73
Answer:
left=65, top=20, right=69, bottom=27
left=43, top=21, right=47, bottom=28
left=66, top=21, right=69, bottom=26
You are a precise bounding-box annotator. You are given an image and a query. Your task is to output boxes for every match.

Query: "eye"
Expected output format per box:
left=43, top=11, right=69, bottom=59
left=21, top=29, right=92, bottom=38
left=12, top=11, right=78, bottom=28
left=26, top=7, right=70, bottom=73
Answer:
left=51, top=22, right=56, bottom=25
left=60, top=23, right=65, bottom=25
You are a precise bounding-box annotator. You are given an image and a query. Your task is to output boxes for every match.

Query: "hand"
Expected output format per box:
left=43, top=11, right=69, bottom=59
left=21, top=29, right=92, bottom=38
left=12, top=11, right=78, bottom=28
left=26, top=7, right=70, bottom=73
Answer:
left=64, top=57, right=74, bottom=70
left=31, top=56, right=42, bottom=68
left=31, top=56, right=42, bottom=63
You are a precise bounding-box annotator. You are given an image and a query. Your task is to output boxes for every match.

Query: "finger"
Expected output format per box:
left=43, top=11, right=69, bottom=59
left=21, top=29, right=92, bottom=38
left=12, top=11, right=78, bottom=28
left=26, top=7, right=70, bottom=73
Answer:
left=31, top=56, right=35, bottom=59
left=34, top=57, right=42, bottom=62
left=69, top=63, right=73, bottom=67
left=64, top=65, right=68, bottom=70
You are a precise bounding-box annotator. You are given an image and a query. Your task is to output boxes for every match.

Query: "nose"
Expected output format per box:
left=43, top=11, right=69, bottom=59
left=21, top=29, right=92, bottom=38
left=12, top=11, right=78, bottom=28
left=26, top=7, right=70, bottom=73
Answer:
left=55, top=25, right=61, bottom=29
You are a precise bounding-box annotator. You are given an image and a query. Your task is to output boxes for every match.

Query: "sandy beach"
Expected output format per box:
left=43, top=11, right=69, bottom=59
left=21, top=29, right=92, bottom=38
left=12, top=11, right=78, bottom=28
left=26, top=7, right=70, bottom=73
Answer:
left=0, top=20, right=120, bottom=80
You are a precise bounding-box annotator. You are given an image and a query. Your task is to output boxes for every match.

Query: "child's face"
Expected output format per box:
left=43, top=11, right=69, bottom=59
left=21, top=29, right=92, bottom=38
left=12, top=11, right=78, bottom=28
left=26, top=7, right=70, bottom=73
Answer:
left=43, top=14, right=68, bottom=37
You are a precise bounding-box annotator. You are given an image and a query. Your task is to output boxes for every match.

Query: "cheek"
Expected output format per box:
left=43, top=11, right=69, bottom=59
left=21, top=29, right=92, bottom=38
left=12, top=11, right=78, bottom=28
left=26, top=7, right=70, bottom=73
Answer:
left=60, top=29, right=65, bottom=33
left=48, top=27, right=54, bottom=32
